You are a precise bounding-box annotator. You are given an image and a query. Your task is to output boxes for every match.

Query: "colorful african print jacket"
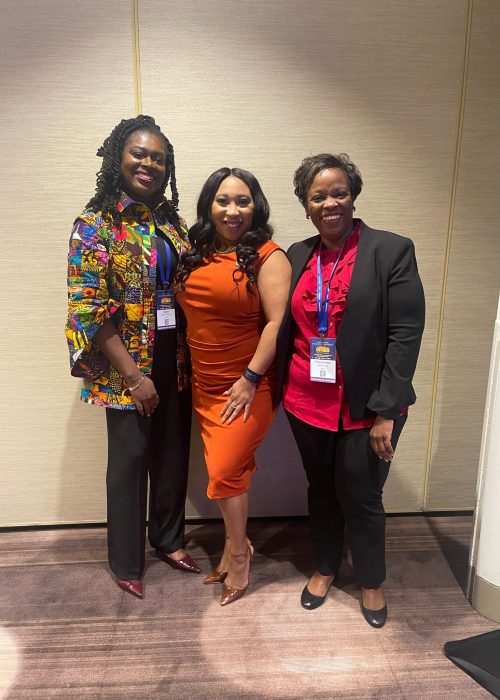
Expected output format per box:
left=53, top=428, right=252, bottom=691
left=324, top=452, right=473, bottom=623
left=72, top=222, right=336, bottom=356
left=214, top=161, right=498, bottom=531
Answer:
left=66, top=194, right=191, bottom=409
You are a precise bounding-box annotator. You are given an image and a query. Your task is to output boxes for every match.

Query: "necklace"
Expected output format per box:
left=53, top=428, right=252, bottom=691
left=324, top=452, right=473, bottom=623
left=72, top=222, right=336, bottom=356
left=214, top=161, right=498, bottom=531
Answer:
left=214, top=245, right=237, bottom=254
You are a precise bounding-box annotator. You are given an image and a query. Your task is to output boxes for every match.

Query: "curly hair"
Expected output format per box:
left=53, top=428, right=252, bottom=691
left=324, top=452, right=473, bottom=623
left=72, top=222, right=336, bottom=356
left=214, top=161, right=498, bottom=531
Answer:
left=177, top=167, right=273, bottom=291
left=293, top=153, right=363, bottom=207
left=86, top=114, right=181, bottom=230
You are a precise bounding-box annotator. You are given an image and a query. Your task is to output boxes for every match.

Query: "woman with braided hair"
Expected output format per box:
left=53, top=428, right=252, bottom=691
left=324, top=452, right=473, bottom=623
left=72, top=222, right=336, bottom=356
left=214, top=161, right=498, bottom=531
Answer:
left=66, top=115, right=200, bottom=599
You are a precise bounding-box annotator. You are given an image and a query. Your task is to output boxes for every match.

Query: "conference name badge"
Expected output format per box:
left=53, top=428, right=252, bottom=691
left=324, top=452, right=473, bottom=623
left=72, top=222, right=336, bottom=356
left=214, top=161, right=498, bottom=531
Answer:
left=156, top=290, right=176, bottom=330
left=310, top=337, right=336, bottom=383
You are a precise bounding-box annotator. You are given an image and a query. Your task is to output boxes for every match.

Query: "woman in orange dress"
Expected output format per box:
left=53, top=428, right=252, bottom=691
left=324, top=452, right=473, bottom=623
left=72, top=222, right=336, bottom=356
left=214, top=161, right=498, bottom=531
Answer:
left=177, top=168, right=291, bottom=605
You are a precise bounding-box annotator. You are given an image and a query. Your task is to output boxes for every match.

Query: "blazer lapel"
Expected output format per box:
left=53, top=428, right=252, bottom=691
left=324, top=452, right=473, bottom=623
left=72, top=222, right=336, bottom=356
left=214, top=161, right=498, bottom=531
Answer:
left=343, top=221, right=372, bottom=310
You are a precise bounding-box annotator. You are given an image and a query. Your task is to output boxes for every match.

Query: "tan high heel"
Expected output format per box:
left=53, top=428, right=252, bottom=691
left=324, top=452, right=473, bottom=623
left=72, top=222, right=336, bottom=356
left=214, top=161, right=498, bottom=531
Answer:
left=203, top=568, right=228, bottom=584
left=220, top=541, right=254, bottom=606
left=203, top=536, right=251, bottom=585
left=204, top=536, right=230, bottom=584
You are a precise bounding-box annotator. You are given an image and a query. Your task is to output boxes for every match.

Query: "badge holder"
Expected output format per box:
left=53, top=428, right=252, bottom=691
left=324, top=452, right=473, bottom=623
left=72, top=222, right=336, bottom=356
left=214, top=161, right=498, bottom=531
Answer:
left=310, top=337, right=336, bottom=383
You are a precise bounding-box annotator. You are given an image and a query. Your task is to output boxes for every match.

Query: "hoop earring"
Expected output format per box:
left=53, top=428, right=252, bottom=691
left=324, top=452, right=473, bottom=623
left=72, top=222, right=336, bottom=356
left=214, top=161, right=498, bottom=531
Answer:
left=352, top=205, right=356, bottom=212
left=306, top=213, right=310, bottom=219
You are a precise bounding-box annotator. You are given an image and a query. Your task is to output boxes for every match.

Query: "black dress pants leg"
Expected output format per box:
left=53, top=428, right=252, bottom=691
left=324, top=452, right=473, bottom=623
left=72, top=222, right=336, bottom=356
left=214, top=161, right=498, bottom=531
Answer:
left=286, top=410, right=407, bottom=588
left=334, top=414, right=406, bottom=587
left=147, top=326, right=192, bottom=555
left=105, top=409, right=151, bottom=580
left=286, top=411, right=345, bottom=576
left=147, top=386, right=192, bottom=554
left=105, top=327, right=192, bottom=580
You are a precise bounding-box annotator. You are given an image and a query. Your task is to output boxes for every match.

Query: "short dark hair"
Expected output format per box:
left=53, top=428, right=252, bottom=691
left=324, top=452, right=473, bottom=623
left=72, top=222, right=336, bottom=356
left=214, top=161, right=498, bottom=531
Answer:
left=293, top=153, right=363, bottom=207
left=86, top=114, right=180, bottom=227
left=177, top=167, right=273, bottom=290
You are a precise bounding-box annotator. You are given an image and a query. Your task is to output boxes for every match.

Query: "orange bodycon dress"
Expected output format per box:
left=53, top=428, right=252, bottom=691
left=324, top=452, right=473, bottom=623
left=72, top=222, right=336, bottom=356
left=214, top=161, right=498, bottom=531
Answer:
left=178, top=240, right=280, bottom=499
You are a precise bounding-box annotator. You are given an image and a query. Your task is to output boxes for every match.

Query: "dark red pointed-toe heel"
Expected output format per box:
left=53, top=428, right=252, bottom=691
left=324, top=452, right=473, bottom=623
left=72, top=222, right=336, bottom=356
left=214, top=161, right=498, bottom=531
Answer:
left=155, top=550, right=201, bottom=574
left=116, top=578, right=143, bottom=599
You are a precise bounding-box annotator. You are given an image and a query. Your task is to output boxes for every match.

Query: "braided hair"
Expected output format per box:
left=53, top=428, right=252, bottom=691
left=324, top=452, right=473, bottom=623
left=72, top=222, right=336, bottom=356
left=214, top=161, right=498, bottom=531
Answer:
left=86, top=114, right=181, bottom=230
left=177, top=167, right=273, bottom=292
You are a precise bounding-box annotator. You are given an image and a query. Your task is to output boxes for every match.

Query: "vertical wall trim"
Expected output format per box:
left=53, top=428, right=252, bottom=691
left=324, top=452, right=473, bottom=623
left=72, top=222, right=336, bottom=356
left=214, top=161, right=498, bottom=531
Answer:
left=422, top=0, right=474, bottom=508
left=131, top=0, right=142, bottom=115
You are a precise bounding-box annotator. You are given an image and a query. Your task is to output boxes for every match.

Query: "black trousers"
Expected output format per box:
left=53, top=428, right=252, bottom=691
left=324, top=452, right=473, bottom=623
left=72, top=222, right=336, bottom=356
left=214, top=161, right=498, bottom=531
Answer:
left=286, top=411, right=407, bottom=588
left=105, top=329, right=192, bottom=580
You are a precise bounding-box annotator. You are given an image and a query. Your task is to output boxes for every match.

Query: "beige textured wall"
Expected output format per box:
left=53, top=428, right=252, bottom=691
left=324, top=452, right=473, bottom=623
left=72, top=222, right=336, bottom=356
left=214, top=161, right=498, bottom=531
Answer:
left=0, top=0, right=498, bottom=525
left=425, top=0, right=500, bottom=509
left=0, top=0, right=135, bottom=525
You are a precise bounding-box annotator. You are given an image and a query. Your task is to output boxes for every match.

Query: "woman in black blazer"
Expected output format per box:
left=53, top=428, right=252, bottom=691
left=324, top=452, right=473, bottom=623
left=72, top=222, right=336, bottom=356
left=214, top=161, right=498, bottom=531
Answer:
left=276, top=153, right=425, bottom=627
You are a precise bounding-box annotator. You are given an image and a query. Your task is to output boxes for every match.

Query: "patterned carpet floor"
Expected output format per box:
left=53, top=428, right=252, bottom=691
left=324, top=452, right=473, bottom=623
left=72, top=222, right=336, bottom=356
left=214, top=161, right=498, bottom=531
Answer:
left=0, top=516, right=497, bottom=699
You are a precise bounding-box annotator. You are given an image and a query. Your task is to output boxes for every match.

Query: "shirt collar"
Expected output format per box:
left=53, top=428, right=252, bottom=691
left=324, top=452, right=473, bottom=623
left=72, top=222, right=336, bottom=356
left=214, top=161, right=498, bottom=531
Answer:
left=116, top=192, right=167, bottom=213
left=116, top=192, right=135, bottom=212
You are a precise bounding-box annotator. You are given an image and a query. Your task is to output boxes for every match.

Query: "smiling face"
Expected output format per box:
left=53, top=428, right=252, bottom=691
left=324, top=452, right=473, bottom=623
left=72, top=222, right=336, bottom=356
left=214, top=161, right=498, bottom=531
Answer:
left=120, top=129, right=167, bottom=202
left=306, top=168, right=354, bottom=249
left=210, top=175, right=255, bottom=247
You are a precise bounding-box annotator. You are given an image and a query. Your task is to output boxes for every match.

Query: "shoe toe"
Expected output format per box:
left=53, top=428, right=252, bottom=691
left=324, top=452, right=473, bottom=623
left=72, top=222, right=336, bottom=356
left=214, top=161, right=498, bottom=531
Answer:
left=116, top=578, right=143, bottom=599
left=361, top=603, right=387, bottom=628
left=180, top=553, right=202, bottom=574
left=300, top=584, right=328, bottom=610
left=220, top=583, right=247, bottom=606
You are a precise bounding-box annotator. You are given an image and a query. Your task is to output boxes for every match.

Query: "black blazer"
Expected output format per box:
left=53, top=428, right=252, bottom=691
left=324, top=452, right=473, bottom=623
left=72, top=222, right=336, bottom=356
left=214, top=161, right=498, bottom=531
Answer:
left=275, top=222, right=425, bottom=421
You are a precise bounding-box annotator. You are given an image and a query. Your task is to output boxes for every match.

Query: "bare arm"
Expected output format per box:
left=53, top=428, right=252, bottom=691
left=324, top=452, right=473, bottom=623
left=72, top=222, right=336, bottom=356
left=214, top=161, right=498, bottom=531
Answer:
left=221, top=249, right=291, bottom=424
left=94, top=320, right=159, bottom=417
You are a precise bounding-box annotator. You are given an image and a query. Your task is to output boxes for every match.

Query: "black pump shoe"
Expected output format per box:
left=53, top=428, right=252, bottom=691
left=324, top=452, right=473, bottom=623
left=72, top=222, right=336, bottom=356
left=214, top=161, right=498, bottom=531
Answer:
left=300, top=583, right=332, bottom=610
left=360, top=602, right=388, bottom=628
